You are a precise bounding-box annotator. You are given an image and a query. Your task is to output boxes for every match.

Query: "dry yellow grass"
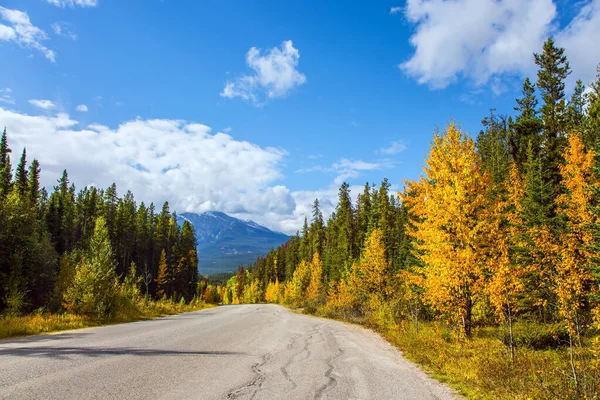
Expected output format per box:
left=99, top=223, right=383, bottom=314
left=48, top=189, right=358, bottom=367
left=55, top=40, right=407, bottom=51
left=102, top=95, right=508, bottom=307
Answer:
left=0, top=300, right=215, bottom=340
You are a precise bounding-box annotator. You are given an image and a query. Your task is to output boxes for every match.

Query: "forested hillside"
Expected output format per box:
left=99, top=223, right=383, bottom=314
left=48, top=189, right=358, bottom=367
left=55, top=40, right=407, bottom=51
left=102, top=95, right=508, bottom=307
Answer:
left=0, top=140, right=203, bottom=318
left=218, top=39, right=600, bottom=398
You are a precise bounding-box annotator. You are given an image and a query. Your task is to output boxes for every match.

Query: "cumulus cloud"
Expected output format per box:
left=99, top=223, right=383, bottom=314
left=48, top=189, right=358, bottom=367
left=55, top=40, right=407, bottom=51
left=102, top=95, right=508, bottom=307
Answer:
left=0, top=107, right=322, bottom=233
left=390, top=6, right=402, bottom=14
left=379, top=140, right=407, bottom=155
left=400, top=0, right=556, bottom=88
left=0, top=7, right=56, bottom=62
left=29, top=99, right=56, bottom=110
left=76, top=104, right=88, bottom=112
left=221, top=40, right=306, bottom=105
left=47, top=0, right=98, bottom=7
left=52, top=22, right=77, bottom=40
left=556, top=0, right=600, bottom=86
left=400, top=0, right=600, bottom=90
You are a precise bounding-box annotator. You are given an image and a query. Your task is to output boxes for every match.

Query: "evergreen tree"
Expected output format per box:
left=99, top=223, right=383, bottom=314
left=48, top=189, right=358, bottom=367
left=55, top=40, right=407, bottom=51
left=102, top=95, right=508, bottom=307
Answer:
left=535, top=38, right=571, bottom=206
left=64, top=217, right=119, bottom=318
left=14, top=148, right=28, bottom=197
left=510, top=78, right=543, bottom=169
left=0, top=128, right=12, bottom=197
left=27, top=159, right=41, bottom=205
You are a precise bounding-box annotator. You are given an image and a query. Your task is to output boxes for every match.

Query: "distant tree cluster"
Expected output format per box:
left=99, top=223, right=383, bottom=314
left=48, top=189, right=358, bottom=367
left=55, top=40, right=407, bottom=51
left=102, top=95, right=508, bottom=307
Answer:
left=0, top=137, right=200, bottom=317
left=220, top=39, right=600, bottom=394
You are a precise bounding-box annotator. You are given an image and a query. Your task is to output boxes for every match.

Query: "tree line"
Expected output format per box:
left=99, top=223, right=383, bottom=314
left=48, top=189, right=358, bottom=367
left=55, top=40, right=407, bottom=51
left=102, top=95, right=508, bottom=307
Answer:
left=218, top=39, right=600, bottom=393
left=0, top=138, right=201, bottom=317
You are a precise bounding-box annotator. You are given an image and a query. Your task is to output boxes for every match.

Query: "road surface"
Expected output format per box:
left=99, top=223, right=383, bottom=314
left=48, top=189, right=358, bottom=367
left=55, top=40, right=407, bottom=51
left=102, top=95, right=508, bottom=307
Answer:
left=0, top=304, right=456, bottom=399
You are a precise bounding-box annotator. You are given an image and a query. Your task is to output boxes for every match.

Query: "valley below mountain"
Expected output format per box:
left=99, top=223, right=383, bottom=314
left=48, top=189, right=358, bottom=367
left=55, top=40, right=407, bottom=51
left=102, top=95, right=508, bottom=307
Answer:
left=177, top=211, right=290, bottom=275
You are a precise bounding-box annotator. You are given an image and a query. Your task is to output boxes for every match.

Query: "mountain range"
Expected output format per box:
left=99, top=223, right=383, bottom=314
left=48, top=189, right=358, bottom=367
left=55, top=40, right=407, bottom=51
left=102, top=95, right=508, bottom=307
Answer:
left=176, top=211, right=290, bottom=276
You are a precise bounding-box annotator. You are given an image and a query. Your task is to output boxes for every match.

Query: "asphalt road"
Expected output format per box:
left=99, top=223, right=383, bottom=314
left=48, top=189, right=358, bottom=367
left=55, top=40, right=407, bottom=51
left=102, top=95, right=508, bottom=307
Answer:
left=0, top=304, right=456, bottom=399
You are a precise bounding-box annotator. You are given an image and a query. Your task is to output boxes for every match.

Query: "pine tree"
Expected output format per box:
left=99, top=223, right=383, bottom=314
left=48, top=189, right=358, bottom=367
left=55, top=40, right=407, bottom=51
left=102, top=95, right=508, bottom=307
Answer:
left=477, top=110, right=510, bottom=184
left=510, top=78, right=543, bottom=169
left=15, top=148, right=28, bottom=197
left=535, top=38, right=571, bottom=206
left=568, top=80, right=587, bottom=134
left=356, top=182, right=372, bottom=251
left=0, top=128, right=12, bottom=197
left=27, top=159, right=41, bottom=205
left=311, top=199, right=325, bottom=257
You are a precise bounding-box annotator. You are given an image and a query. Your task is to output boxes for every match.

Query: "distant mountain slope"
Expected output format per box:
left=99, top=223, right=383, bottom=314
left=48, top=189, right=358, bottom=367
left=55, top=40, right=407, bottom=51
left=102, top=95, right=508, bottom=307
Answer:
left=176, top=211, right=290, bottom=275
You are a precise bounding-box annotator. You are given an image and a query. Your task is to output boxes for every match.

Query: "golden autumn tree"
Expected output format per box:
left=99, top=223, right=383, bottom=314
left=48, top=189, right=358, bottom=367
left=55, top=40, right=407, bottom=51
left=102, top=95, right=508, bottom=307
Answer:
left=155, top=249, right=169, bottom=299
left=555, top=135, right=597, bottom=338
left=305, top=253, right=324, bottom=309
left=530, top=134, right=599, bottom=388
left=265, top=278, right=282, bottom=304
left=485, top=163, right=526, bottom=359
left=402, top=122, right=490, bottom=337
left=284, top=259, right=310, bottom=306
left=345, top=228, right=392, bottom=316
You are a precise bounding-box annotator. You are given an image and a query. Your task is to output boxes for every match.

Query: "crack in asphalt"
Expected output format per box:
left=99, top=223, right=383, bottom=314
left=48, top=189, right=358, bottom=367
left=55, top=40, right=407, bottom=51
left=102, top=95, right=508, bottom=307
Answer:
left=313, top=329, right=344, bottom=400
left=226, top=352, right=272, bottom=400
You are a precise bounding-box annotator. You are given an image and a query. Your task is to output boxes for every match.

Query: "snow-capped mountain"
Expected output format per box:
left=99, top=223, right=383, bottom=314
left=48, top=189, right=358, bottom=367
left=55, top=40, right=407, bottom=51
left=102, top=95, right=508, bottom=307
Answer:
left=177, top=211, right=290, bottom=275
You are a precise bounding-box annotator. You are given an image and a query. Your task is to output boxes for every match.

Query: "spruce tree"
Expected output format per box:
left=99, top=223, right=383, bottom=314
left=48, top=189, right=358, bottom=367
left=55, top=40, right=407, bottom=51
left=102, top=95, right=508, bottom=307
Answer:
left=15, top=148, right=28, bottom=197
left=27, top=159, right=41, bottom=205
left=510, top=78, right=543, bottom=169
left=534, top=38, right=571, bottom=207
left=0, top=128, right=12, bottom=197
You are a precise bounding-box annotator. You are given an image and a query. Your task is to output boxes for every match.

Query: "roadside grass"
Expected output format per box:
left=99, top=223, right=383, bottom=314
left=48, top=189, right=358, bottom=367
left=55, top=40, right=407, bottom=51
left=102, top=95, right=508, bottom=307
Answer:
left=0, top=299, right=215, bottom=340
left=313, top=306, right=599, bottom=399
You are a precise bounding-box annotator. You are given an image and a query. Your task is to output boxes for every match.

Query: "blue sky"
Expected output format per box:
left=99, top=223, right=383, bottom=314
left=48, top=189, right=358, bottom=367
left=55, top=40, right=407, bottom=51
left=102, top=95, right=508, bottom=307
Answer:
left=0, top=0, right=599, bottom=233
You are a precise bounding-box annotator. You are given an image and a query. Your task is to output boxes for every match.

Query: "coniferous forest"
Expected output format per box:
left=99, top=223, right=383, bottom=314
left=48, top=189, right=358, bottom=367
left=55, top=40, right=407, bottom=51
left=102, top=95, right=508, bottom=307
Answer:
left=0, top=131, right=210, bottom=323
left=216, top=39, right=600, bottom=398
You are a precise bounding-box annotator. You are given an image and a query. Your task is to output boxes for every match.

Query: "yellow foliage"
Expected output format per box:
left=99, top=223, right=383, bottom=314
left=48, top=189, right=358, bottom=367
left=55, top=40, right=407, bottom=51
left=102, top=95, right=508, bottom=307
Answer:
left=402, top=122, right=490, bottom=336
left=551, top=134, right=597, bottom=335
left=265, top=278, right=282, bottom=304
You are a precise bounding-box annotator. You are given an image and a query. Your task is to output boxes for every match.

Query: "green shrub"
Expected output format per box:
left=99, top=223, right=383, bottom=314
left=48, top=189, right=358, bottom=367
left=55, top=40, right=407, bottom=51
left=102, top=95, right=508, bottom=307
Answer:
left=504, top=321, right=570, bottom=350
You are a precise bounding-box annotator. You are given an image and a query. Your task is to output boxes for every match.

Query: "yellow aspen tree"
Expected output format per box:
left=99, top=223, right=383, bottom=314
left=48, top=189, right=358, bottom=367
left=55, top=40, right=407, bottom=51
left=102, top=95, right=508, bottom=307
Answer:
left=286, top=259, right=310, bottom=306
left=553, top=134, right=598, bottom=387
left=351, top=228, right=391, bottom=314
left=485, top=163, right=526, bottom=359
left=402, top=122, right=490, bottom=338
left=305, top=253, right=323, bottom=308
left=265, top=278, right=281, bottom=304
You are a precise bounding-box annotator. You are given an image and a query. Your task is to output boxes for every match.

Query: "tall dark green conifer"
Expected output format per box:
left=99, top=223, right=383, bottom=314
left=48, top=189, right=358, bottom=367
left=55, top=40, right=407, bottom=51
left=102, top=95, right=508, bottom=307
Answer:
left=15, top=148, right=28, bottom=197
left=534, top=38, right=571, bottom=207
left=0, top=128, right=12, bottom=197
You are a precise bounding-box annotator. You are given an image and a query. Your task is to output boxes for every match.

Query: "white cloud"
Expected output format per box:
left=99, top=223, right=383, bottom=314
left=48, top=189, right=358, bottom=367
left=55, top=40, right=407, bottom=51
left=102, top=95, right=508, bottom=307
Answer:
left=297, top=157, right=394, bottom=185
left=0, top=88, right=14, bottom=105
left=221, top=40, right=306, bottom=104
left=0, top=7, right=56, bottom=62
left=332, top=158, right=391, bottom=184
left=52, top=22, right=77, bottom=40
left=390, top=6, right=402, bottom=14
left=76, top=104, right=88, bottom=112
left=47, top=0, right=98, bottom=7
left=29, top=99, right=56, bottom=110
left=556, top=0, right=600, bottom=86
left=0, top=106, right=320, bottom=233
left=400, top=0, right=556, bottom=89
left=0, top=24, right=16, bottom=40
left=379, top=140, right=407, bottom=155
